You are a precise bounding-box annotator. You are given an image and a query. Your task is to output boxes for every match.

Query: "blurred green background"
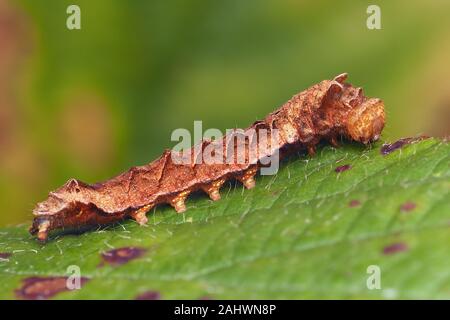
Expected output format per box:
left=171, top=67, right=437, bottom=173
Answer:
left=0, top=0, right=449, bottom=226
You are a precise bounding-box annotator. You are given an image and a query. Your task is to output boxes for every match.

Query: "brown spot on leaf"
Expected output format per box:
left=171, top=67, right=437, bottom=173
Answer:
left=400, top=201, right=416, bottom=212
left=335, top=164, right=352, bottom=173
left=100, top=247, right=147, bottom=267
left=348, top=200, right=361, bottom=207
left=383, top=242, right=409, bottom=255
left=135, top=291, right=161, bottom=300
left=15, top=276, right=89, bottom=300
left=198, top=295, right=214, bottom=300
left=0, top=252, right=12, bottom=260
left=380, top=136, right=426, bottom=155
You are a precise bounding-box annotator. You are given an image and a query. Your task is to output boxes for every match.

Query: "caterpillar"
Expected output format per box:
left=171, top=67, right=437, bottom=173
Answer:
left=30, top=73, right=385, bottom=242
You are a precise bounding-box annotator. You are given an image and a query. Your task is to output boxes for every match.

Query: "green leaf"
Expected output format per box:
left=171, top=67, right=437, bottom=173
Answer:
left=0, top=138, right=449, bottom=299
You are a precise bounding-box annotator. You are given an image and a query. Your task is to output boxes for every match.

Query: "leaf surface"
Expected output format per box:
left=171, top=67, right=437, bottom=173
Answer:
left=0, top=138, right=449, bottom=299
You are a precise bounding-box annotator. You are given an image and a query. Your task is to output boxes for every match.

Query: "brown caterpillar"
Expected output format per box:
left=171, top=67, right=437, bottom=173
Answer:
left=30, top=73, right=385, bottom=242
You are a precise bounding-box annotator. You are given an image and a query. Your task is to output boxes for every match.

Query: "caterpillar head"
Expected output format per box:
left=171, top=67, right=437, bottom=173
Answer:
left=30, top=179, right=92, bottom=241
left=346, top=97, right=385, bottom=144
left=329, top=74, right=385, bottom=144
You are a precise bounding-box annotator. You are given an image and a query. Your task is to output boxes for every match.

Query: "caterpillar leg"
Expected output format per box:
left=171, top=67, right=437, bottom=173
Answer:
left=307, top=146, right=316, bottom=156
left=330, top=136, right=339, bottom=148
left=37, top=220, right=50, bottom=242
left=170, top=190, right=190, bottom=213
left=237, top=166, right=258, bottom=189
left=203, top=178, right=226, bottom=201
left=130, top=204, right=152, bottom=225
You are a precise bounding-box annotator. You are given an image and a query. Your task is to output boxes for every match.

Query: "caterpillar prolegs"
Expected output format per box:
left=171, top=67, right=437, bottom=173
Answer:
left=30, top=73, right=385, bottom=241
